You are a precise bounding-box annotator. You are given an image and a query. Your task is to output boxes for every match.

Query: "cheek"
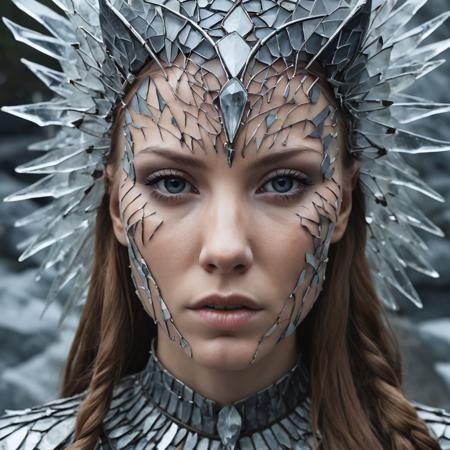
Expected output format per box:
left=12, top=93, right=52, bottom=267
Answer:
left=256, top=215, right=312, bottom=274
left=138, top=215, right=195, bottom=297
left=119, top=178, right=195, bottom=296
left=294, top=182, right=340, bottom=313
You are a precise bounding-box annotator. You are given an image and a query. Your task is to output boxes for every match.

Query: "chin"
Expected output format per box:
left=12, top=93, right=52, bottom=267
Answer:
left=190, top=335, right=264, bottom=371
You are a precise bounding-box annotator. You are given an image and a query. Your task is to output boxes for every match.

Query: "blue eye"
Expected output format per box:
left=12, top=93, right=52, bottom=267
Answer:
left=269, top=176, right=295, bottom=193
left=261, top=169, right=313, bottom=199
left=144, top=170, right=194, bottom=201
left=160, top=177, right=188, bottom=194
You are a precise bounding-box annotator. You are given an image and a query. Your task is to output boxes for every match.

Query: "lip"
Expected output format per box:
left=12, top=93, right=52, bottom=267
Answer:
left=189, top=293, right=262, bottom=311
left=188, top=293, right=263, bottom=330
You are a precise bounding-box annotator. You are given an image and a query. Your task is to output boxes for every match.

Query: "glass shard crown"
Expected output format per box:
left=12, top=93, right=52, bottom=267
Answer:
left=2, top=0, right=450, bottom=319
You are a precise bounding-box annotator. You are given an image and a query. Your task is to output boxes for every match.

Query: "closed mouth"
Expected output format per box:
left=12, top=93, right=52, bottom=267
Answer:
left=202, top=304, right=252, bottom=310
left=190, top=293, right=262, bottom=311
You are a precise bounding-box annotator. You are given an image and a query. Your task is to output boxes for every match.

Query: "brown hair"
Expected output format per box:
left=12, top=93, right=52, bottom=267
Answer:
left=62, top=67, right=441, bottom=450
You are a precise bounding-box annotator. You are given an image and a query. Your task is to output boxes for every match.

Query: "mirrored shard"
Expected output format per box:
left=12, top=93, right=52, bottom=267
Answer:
left=222, top=6, right=254, bottom=37
left=155, top=86, right=167, bottom=112
left=227, top=147, right=235, bottom=167
left=180, top=337, right=192, bottom=358
left=283, top=81, right=291, bottom=99
left=216, top=32, right=251, bottom=77
left=308, top=83, right=321, bottom=104
left=266, top=112, right=277, bottom=129
left=217, top=405, right=242, bottom=450
left=219, top=78, right=248, bottom=144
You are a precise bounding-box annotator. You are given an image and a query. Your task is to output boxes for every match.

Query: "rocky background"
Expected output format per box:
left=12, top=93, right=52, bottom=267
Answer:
left=0, top=1, right=449, bottom=413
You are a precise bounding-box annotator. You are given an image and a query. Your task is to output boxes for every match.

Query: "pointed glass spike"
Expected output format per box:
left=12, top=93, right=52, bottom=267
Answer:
left=389, top=101, right=450, bottom=124
left=399, top=209, right=445, bottom=237
left=391, top=11, right=450, bottom=60
left=386, top=129, right=450, bottom=154
left=12, top=0, right=75, bottom=41
left=1, top=101, right=86, bottom=127
left=16, top=148, right=102, bottom=174
left=19, top=214, right=89, bottom=261
left=16, top=140, right=97, bottom=174
left=28, top=132, right=70, bottom=151
left=216, top=32, right=251, bottom=78
left=15, top=202, right=60, bottom=228
left=21, top=59, right=70, bottom=97
left=381, top=0, right=428, bottom=42
left=4, top=172, right=92, bottom=202
left=361, top=159, right=445, bottom=203
left=217, top=405, right=242, bottom=450
left=2, top=18, right=68, bottom=61
left=398, top=37, right=450, bottom=65
left=222, top=6, right=253, bottom=37
left=219, top=78, right=248, bottom=145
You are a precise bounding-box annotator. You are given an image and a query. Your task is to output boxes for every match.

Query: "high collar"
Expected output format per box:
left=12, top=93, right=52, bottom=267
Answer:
left=137, top=339, right=313, bottom=449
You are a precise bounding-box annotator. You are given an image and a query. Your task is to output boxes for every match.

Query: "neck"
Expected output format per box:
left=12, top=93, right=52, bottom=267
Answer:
left=139, top=337, right=311, bottom=448
left=156, top=334, right=301, bottom=405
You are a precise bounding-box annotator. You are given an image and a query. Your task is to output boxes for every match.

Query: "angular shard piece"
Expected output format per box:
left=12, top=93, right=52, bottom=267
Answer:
left=222, top=6, right=253, bottom=37
left=266, top=112, right=277, bottom=128
left=219, top=78, right=248, bottom=144
left=216, top=32, right=251, bottom=77
left=217, top=405, right=242, bottom=450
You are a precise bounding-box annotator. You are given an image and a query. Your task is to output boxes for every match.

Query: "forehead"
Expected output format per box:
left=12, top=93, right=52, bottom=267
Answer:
left=124, top=57, right=338, bottom=158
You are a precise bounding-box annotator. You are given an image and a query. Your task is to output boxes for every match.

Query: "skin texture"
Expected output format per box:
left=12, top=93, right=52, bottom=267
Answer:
left=108, top=56, right=357, bottom=404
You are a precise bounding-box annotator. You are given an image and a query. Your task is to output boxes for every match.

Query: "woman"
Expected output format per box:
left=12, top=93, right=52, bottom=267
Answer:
left=1, top=0, right=449, bottom=449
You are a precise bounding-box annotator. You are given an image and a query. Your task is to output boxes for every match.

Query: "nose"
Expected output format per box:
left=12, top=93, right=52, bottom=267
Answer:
left=198, top=191, right=253, bottom=275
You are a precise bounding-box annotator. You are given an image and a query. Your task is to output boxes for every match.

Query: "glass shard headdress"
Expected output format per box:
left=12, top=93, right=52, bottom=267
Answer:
left=3, top=0, right=450, bottom=319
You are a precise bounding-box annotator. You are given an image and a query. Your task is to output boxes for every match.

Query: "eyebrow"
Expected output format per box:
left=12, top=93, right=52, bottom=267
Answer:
left=138, top=146, right=321, bottom=170
left=139, top=147, right=208, bottom=170
left=248, top=147, right=321, bottom=169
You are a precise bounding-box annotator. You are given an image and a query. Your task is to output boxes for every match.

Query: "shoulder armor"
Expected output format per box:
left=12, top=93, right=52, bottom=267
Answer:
left=0, top=394, right=82, bottom=450
left=415, top=402, right=450, bottom=448
left=0, top=375, right=138, bottom=450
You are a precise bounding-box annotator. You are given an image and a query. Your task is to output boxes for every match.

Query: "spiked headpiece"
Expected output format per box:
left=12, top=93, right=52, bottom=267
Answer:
left=3, top=0, right=450, bottom=319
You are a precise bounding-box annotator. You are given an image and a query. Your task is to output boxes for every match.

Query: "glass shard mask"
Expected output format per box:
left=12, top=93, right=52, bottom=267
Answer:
left=117, top=56, right=343, bottom=363
left=3, top=0, right=449, bottom=328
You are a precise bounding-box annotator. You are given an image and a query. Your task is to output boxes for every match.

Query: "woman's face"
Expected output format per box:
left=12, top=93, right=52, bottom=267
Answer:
left=110, top=58, right=355, bottom=370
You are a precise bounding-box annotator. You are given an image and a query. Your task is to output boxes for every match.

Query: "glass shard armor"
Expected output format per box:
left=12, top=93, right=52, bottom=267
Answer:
left=0, top=341, right=449, bottom=449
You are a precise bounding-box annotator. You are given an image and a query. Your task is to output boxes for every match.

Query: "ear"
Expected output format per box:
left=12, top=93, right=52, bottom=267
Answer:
left=107, top=164, right=129, bottom=247
left=331, top=160, right=360, bottom=243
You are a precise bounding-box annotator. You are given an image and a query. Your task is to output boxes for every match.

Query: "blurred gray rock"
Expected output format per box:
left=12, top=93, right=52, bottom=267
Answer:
left=391, top=316, right=450, bottom=409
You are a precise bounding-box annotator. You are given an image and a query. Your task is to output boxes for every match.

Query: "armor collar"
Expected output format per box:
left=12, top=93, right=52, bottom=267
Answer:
left=134, top=339, right=314, bottom=449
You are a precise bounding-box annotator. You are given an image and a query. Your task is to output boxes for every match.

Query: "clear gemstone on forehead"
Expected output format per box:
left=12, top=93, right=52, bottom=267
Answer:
left=222, top=6, right=254, bottom=37
left=216, top=32, right=251, bottom=77
left=219, top=77, right=248, bottom=144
